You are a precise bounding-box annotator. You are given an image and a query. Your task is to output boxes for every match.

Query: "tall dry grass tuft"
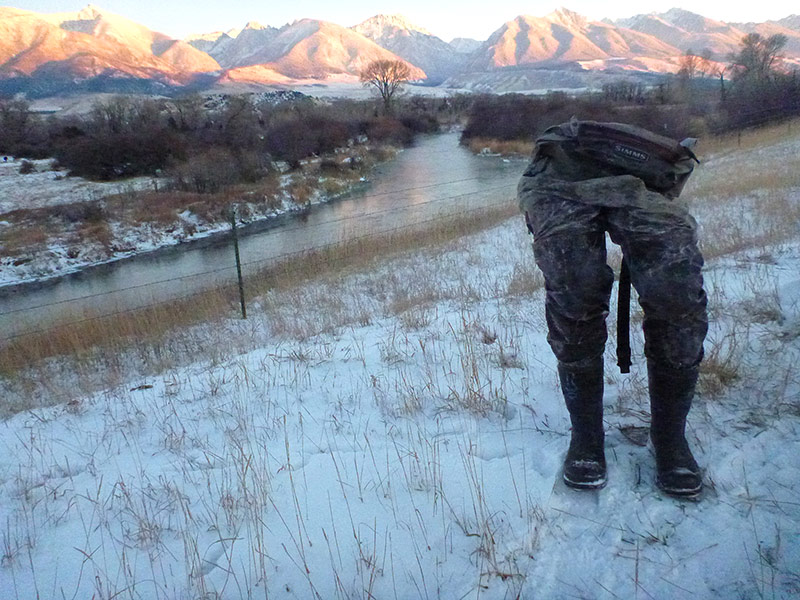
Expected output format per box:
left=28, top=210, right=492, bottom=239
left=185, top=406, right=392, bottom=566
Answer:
left=1, top=199, right=520, bottom=413
left=690, top=122, right=800, bottom=261
left=248, top=201, right=519, bottom=298
left=699, top=118, right=800, bottom=157
left=1, top=288, right=233, bottom=371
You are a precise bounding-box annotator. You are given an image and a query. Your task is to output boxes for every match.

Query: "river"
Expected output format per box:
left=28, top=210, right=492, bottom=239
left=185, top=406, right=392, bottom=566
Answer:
left=0, top=133, right=525, bottom=340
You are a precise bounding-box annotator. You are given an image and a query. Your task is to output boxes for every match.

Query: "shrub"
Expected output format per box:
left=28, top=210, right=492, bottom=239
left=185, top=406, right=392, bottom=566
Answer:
left=265, top=119, right=319, bottom=167
left=714, top=74, right=800, bottom=132
left=399, top=113, right=439, bottom=134
left=167, top=148, right=241, bottom=194
left=166, top=147, right=274, bottom=194
left=239, top=150, right=275, bottom=183
left=19, top=160, right=35, bottom=174
left=57, top=130, right=186, bottom=180
left=264, top=113, right=352, bottom=166
left=365, top=118, right=414, bottom=146
left=460, top=93, right=701, bottom=144
left=50, top=202, right=106, bottom=224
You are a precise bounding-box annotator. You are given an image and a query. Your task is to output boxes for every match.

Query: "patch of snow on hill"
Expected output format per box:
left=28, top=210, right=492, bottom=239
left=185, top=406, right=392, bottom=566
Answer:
left=0, top=158, right=155, bottom=213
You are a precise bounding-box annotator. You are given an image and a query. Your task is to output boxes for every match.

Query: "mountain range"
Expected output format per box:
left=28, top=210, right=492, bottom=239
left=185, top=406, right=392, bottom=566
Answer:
left=2, top=4, right=799, bottom=97
left=0, top=5, right=218, bottom=83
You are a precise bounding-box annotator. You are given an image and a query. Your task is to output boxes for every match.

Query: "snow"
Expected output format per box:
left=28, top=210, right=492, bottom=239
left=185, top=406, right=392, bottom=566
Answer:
left=0, top=158, right=156, bottom=214
left=1, top=131, right=800, bottom=599
left=352, top=14, right=434, bottom=38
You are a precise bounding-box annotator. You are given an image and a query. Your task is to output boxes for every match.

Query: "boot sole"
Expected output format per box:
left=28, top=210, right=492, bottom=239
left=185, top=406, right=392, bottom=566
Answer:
left=656, top=479, right=702, bottom=498
left=563, top=474, right=607, bottom=490
left=648, top=440, right=703, bottom=498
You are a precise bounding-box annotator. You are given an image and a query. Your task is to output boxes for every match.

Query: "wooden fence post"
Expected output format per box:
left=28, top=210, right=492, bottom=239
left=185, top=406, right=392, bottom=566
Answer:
left=229, top=205, right=247, bottom=319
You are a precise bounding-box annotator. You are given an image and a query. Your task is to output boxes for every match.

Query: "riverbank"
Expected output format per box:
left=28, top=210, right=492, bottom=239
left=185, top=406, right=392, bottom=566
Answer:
left=0, top=142, right=396, bottom=288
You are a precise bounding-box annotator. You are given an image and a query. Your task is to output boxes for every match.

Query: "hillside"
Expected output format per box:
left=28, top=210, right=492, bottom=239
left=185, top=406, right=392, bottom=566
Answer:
left=225, top=19, right=425, bottom=81
left=0, top=5, right=218, bottom=83
left=3, top=5, right=800, bottom=97
left=469, top=9, right=679, bottom=70
left=352, top=14, right=464, bottom=83
left=619, top=8, right=800, bottom=64
left=1, top=123, right=799, bottom=598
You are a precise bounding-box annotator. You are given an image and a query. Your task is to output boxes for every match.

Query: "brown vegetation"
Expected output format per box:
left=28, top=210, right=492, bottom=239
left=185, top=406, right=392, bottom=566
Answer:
left=0, top=197, right=519, bottom=409
left=0, top=94, right=443, bottom=185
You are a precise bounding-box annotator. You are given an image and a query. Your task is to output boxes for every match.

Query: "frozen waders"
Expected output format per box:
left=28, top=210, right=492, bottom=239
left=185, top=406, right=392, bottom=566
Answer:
left=518, top=119, right=708, bottom=497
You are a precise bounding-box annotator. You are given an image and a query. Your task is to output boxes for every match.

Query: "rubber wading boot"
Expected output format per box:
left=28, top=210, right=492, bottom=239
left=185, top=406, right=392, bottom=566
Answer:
left=648, top=361, right=703, bottom=497
left=558, top=358, right=607, bottom=490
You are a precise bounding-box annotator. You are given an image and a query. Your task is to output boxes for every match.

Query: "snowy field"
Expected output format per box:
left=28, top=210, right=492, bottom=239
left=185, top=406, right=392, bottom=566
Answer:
left=1, top=127, right=799, bottom=598
left=0, top=158, right=156, bottom=214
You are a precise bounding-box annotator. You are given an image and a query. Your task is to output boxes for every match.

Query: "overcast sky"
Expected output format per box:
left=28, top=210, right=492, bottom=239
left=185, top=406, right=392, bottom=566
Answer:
left=10, top=1, right=799, bottom=41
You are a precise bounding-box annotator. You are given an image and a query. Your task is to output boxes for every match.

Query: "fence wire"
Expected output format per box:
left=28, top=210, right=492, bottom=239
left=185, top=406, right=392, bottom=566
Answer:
left=0, top=187, right=519, bottom=343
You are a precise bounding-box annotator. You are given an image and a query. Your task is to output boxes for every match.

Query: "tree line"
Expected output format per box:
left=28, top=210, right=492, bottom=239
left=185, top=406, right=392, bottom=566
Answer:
left=462, top=33, right=800, bottom=144
left=0, top=94, right=455, bottom=185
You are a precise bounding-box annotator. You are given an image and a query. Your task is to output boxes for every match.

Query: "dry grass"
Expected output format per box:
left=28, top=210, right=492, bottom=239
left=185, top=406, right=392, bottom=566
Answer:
left=285, top=175, right=315, bottom=207
left=123, top=190, right=208, bottom=225
left=0, top=223, right=50, bottom=258
left=698, top=328, right=744, bottom=397
left=0, top=287, right=234, bottom=373
left=698, top=191, right=800, bottom=261
left=2, top=147, right=381, bottom=272
left=0, top=198, right=520, bottom=412
left=689, top=144, right=800, bottom=204
left=3, top=125, right=800, bottom=600
left=76, top=220, right=113, bottom=251
left=689, top=121, right=800, bottom=261
left=466, top=138, right=534, bottom=157
left=3, top=119, right=799, bottom=413
left=505, top=262, right=544, bottom=298
left=699, top=118, right=800, bottom=157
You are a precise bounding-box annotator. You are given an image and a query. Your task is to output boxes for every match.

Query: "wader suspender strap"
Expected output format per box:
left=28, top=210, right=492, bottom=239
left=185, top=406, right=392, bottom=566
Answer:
left=617, top=258, right=632, bottom=374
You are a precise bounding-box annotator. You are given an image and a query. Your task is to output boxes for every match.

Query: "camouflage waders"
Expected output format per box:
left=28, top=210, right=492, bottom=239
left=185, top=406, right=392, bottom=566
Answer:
left=518, top=121, right=708, bottom=496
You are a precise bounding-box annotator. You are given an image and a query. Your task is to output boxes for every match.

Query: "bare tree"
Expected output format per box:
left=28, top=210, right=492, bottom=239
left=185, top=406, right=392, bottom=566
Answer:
left=360, top=59, right=412, bottom=114
left=729, top=33, right=788, bottom=82
left=697, top=47, right=718, bottom=78
left=602, top=79, right=644, bottom=102
left=678, top=49, right=700, bottom=80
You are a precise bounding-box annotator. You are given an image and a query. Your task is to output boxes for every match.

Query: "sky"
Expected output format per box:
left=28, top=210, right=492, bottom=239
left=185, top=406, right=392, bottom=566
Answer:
left=8, top=0, right=799, bottom=42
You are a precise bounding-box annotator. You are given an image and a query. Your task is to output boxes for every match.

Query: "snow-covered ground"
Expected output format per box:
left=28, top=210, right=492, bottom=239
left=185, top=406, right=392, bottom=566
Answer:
left=1, top=129, right=799, bottom=599
left=0, top=158, right=156, bottom=213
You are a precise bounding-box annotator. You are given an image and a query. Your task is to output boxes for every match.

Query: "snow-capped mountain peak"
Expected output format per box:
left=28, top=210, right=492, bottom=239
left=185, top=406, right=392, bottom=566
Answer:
left=661, top=8, right=731, bottom=33
left=242, top=21, right=268, bottom=31
left=3, top=4, right=800, bottom=95
left=777, top=14, right=800, bottom=31
left=353, top=14, right=432, bottom=37
left=350, top=13, right=461, bottom=84
left=75, top=4, right=104, bottom=21
left=546, top=7, right=589, bottom=29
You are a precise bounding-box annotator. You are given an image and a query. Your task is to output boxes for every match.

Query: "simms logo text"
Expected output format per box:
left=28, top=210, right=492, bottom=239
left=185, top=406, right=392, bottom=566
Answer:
left=613, top=143, right=649, bottom=162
